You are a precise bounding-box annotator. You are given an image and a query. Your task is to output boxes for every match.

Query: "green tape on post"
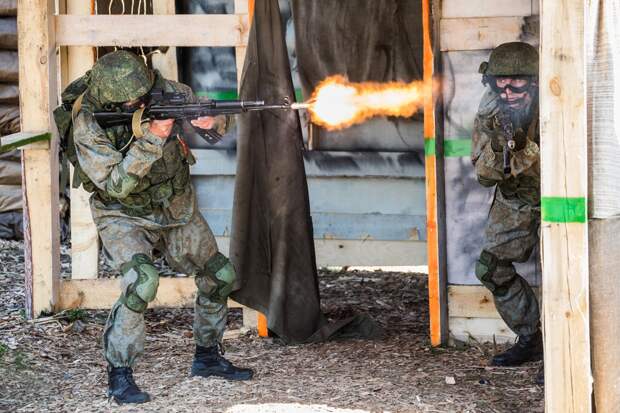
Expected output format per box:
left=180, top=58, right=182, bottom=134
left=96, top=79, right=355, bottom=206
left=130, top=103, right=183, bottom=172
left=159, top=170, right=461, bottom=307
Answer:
left=0, top=132, right=51, bottom=154
left=541, top=197, right=587, bottom=223
left=424, top=138, right=435, bottom=156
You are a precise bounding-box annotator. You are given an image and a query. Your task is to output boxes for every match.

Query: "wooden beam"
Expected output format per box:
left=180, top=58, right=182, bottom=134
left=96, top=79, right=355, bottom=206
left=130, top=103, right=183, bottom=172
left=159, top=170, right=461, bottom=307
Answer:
left=540, top=0, right=592, bottom=411
left=440, top=17, right=527, bottom=51
left=58, top=278, right=243, bottom=310
left=55, top=14, right=250, bottom=47
left=423, top=0, right=448, bottom=346
left=151, top=0, right=179, bottom=81
left=441, top=0, right=533, bottom=19
left=448, top=285, right=540, bottom=319
left=18, top=0, right=60, bottom=317
left=449, top=316, right=516, bottom=344
left=0, top=131, right=50, bottom=153
left=64, top=0, right=98, bottom=280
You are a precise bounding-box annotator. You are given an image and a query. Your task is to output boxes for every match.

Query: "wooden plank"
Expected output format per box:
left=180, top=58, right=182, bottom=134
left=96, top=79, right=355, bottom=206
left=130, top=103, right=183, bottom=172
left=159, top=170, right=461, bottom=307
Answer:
left=440, top=17, right=526, bottom=51
left=65, top=0, right=98, bottom=280
left=540, top=0, right=592, bottom=411
left=58, top=278, right=243, bottom=310
left=151, top=0, right=179, bottom=81
left=441, top=0, right=532, bottom=18
left=424, top=0, right=448, bottom=346
left=449, top=317, right=516, bottom=344
left=0, top=131, right=50, bottom=153
left=190, top=149, right=425, bottom=178
left=55, top=14, right=250, bottom=47
left=18, top=0, right=60, bottom=317
left=448, top=285, right=541, bottom=319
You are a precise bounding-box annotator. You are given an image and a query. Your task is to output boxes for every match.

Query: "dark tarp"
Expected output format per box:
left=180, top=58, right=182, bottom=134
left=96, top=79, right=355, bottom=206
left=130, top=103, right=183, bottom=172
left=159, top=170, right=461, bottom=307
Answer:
left=0, top=0, right=16, bottom=17
left=229, top=0, right=381, bottom=344
left=0, top=17, right=16, bottom=49
left=291, top=0, right=422, bottom=88
left=0, top=104, right=19, bottom=135
left=0, top=50, right=17, bottom=82
left=291, top=0, right=424, bottom=152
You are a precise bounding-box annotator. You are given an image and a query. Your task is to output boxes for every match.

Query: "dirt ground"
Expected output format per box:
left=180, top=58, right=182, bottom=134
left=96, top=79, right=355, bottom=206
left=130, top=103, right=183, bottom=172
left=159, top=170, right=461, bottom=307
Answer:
left=0, top=239, right=543, bottom=413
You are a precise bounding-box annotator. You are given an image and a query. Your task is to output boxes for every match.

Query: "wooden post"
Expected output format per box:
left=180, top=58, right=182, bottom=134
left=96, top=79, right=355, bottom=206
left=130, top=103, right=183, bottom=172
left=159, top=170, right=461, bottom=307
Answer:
left=64, top=0, right=98, bottom=280
left=152, top=0, right=179, bottom=81
left=423, top=0, right=448, bottom=346
left=540, top=0, right=592, bottom=411
left=18, top=0, right=61, bottom=317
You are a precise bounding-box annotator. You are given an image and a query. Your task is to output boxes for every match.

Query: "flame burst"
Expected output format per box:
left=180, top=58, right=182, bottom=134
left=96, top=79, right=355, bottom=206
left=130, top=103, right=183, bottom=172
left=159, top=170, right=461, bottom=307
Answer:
left=306, top=75, right=429, bottom=130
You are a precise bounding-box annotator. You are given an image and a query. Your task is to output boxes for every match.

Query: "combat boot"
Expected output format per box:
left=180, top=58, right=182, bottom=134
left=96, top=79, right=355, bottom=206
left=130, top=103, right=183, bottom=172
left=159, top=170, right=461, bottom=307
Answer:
left=108, top=366, right=151, bottom=404
left=191, top=345, right=254, bottom=380
left=491, top=331, right=543, bottom=366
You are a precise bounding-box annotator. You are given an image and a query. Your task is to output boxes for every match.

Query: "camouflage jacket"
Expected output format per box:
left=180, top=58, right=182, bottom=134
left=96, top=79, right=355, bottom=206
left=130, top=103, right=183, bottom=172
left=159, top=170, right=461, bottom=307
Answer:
left=471, top=89, right=540, bottom=207
left=73, top=72, right=230, bottom=228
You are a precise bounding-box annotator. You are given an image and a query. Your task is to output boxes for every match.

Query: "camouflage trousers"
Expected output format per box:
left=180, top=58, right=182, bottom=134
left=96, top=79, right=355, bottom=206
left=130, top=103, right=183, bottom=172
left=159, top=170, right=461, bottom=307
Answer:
left=97, top=207, right=226, bottom=368
left=476, top=190, right=541, bottom=337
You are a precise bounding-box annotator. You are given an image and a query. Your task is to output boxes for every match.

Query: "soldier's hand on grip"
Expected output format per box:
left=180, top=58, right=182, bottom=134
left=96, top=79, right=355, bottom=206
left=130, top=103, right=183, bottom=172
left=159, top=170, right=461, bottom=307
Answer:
left=149, top=118, right=175, bottom=139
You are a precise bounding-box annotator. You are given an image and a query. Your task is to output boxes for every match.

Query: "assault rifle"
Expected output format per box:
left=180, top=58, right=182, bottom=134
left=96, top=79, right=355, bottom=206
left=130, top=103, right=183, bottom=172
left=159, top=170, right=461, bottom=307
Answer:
left=496, top=111, right=516, bottom=175
left=93, top=89, right=297, bottom=144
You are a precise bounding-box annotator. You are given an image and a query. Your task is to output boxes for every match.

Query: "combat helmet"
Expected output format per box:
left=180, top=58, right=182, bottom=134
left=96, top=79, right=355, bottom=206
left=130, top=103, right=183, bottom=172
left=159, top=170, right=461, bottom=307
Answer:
left=88, top=50, right=154, bottom=104
left=479, top=42, right=539, bottom=77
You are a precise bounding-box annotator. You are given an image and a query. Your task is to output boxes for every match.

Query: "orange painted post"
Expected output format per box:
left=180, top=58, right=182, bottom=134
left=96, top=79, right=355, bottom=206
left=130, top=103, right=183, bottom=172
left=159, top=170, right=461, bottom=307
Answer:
left=422, top=0, right=446, bottom=346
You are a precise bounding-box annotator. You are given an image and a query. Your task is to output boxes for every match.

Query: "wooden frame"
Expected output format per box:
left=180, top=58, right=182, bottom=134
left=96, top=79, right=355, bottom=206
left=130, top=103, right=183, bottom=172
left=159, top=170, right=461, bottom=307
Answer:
left=18, top=0, right=258, bottom=325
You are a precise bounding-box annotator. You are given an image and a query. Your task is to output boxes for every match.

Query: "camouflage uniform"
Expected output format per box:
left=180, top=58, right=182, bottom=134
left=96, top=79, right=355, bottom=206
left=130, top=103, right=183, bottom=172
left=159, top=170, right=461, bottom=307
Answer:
left=472, top=43, right=541, bottom=337
left=68, top=51, right=234, bottom=368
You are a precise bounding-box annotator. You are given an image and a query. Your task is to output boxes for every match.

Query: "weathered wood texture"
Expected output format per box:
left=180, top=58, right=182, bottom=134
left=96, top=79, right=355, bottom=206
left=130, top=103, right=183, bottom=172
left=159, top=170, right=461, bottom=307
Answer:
left=54, top=14, right=250, bottom=47
left=18, top=0, right=60, bottom=317
left=589, top=217, right=620, bottom=412
left=540, top=0, right=592, bottom=411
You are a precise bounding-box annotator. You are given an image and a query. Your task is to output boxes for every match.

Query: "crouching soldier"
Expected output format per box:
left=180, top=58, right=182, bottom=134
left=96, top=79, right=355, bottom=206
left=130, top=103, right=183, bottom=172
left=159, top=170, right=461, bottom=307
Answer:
left=55, top=50, right=253, bottom=404
left=471, top=42, right=544, bottom=383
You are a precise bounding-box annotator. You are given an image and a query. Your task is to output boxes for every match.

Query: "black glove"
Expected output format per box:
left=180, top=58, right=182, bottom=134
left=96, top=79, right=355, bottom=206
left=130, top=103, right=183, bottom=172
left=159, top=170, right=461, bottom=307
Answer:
left=512, top=128, right=527, bottom=151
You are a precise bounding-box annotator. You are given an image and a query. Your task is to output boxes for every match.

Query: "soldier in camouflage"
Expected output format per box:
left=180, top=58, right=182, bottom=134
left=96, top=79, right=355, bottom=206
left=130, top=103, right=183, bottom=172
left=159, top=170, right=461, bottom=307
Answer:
left=61, top=50, right=253, bottom=404
left=471, top=42, right=543, bottom=381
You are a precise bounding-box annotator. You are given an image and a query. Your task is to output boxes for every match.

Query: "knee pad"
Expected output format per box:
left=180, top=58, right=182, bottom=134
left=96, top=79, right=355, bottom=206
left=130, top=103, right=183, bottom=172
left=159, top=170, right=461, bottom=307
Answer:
left=475, top=250, right=500, bottom=293
left=475, top=250, right=516, bottom=296
left=120, top=254, right=160, bottom=313
left=195, top=252, right=236, bottom=304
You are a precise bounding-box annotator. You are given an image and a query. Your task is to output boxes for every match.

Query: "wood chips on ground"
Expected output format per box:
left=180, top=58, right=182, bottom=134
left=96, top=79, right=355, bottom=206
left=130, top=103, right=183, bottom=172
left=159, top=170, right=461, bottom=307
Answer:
left=0, top=240, right=543, bottom=412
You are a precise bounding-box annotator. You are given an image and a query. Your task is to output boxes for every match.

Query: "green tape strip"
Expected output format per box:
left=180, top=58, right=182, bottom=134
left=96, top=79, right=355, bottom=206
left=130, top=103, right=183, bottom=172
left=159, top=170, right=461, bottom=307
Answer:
left=425, top=138, right=472, bottom=158
left=0, top=132, right=51, bottom=154
left=424, top=138, right=435, bottom=156
left=541, top=197, right=587, bottom=223
left=196, top=88, right=304, bottom=102
left=445, top=139, right=471, bottom=157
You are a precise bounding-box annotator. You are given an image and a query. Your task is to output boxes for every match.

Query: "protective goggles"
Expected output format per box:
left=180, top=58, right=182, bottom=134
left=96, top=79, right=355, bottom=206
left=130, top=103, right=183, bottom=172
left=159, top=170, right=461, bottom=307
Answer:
left=488, top=76, right=535, bottom=94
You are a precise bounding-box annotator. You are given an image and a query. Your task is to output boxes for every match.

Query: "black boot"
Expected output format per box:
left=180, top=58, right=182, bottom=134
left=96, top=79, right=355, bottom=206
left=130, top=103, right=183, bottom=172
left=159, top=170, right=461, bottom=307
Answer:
left=491, top=331, right=543, bottom=366
left=108, top=367, right=150, bottom=404
left=191, top=345, right=254, bottom=380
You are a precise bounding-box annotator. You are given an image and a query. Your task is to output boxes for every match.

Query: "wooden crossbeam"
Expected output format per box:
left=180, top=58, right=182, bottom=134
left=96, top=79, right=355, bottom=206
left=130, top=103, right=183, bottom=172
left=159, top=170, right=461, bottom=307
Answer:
left=440, top=17, right=527, bottom=51
left=58, top=278, right=243, bottom=310
left=55, top=14, right=250, bottom=47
